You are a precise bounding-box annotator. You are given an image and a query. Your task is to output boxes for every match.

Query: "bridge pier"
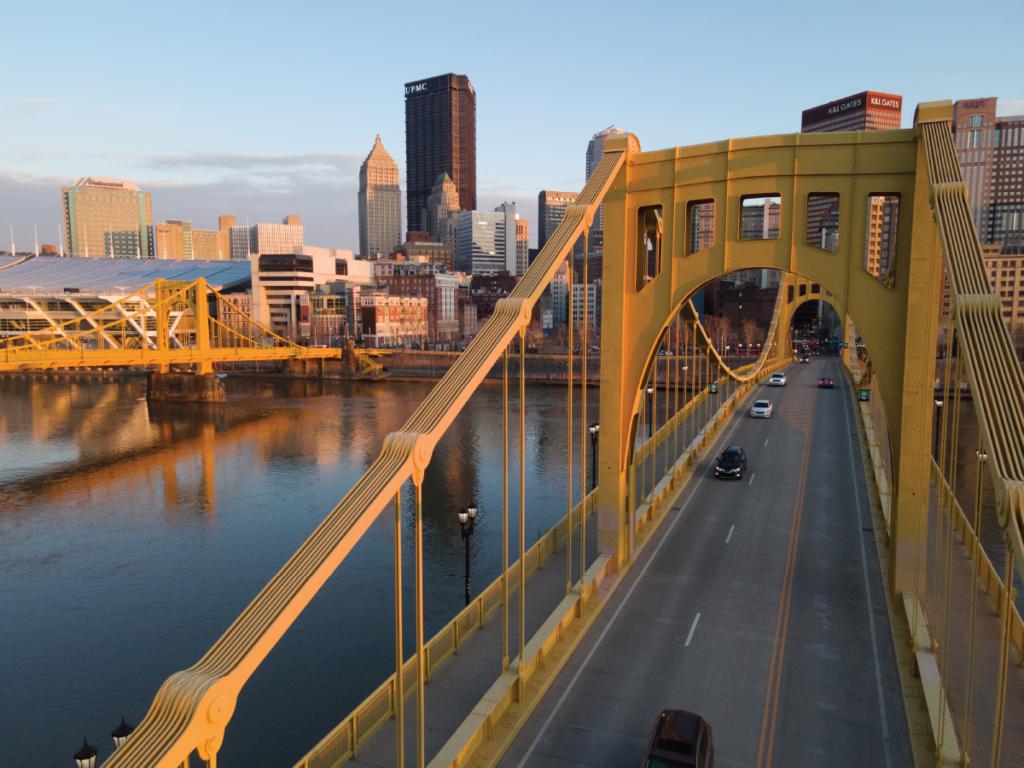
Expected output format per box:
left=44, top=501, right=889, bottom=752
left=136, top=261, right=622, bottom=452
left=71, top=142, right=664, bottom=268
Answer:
left=282, top=358, right=325, bottom=378
left=146, top=371, right=225, bottom=402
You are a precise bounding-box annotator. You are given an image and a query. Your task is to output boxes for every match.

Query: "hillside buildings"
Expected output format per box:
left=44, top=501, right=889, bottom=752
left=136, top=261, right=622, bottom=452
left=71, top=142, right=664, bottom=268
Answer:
left=358, top=136, right=402, bottom=259
left=61, top=177, right=154, bottom=258
left=405, top=73, right=476, bottom=234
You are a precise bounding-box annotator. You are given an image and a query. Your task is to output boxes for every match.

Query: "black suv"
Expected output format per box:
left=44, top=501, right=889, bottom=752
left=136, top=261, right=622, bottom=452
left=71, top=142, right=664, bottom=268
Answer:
left=715, top=446, right=747, bottom=479
left=640, top=709, right=714, bottom=767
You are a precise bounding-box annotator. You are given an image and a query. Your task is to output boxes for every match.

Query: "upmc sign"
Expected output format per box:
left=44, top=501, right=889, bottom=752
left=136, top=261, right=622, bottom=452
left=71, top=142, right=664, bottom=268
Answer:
left=801, top=91, right=903, bottom=129
left=405, top=82, right=430, bottom=95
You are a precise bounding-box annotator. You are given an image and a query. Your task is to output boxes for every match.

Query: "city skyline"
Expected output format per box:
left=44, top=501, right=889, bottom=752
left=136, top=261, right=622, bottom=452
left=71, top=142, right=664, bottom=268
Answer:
left=1, top=2, right=1021, bottom=253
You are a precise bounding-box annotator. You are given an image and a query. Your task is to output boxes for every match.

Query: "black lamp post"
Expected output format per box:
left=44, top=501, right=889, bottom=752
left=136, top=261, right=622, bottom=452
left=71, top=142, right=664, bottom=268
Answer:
left=458, top=502, right=478, bottom=606
left=588, top=423, right=600, bottom=489
left=74, top=738, right=97, bottom=768
left=646, top=386, right=654, bottom=438
left=112, top=716, right=135, bottom=750
left=934, top=399, right=944, bottom=455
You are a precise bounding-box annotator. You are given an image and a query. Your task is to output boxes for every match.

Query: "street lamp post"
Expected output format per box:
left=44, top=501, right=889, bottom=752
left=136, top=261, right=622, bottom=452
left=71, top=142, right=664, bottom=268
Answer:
left=74, top=739, right=97, bottom=768
left=458, top=502, right=478, bottom=606
left=111, top=717, right=135, bottom=750
left=588, top=423, right=600, bottom=489
left=934, top=400, right=944, bottom=456
left=646, top=386, right=654, bottom=438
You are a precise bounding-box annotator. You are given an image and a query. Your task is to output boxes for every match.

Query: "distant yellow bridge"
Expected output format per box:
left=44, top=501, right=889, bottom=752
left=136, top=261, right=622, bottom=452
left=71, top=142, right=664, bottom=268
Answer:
left=0, top=278, right=386, bottom=375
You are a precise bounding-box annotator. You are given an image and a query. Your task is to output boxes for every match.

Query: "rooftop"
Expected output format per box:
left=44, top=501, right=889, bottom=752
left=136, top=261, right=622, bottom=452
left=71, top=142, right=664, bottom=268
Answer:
left=0, top=255, right=251, bottom=295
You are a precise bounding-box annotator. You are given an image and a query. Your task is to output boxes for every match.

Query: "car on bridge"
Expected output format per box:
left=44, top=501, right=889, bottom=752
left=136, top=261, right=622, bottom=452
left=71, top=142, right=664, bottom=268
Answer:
left=818, top=377, right=834, bottom=388
left=768, top=372, right=787, bottom=386
left=750, top=399, right=773, bottom=418
left=799, top=356, right=810, bottom=363
left=640, top=709, right=714, bottom=767
left=715, top=446, right=747, bottom=479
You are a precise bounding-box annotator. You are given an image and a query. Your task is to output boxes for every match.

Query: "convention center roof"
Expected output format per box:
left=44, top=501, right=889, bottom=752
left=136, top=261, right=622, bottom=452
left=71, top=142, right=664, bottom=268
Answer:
left=0, top=256, right=251, bottom=295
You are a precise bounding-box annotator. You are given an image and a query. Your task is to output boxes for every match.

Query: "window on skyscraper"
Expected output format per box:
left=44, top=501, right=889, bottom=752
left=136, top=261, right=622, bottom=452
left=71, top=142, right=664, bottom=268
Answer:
left=740, top=195, right=782, bottom=241
left=806, top=194, right=840, bottom=252
left=687, top=200, right=715, bottom=255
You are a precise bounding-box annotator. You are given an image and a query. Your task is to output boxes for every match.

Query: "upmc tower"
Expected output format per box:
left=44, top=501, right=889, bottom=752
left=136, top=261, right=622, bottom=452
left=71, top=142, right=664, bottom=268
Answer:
left=404, top=73, right=476, bottom=235
left=801, top=90, right=903, bottom=133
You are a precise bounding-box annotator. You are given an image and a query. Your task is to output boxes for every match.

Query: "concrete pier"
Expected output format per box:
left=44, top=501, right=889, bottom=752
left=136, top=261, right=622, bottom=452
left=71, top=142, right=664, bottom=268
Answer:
left=146, top=372, right=225, bottom=402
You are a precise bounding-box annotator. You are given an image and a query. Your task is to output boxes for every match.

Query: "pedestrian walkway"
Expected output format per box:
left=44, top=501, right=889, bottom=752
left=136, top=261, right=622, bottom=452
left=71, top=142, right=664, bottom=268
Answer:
left=346, top=517, right=601, bottom=767
left=922, top=478, right=1024, bottom=766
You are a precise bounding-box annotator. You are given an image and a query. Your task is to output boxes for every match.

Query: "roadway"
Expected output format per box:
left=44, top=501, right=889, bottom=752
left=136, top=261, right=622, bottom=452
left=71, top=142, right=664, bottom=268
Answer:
left=498, top=358, right=914, bottom=768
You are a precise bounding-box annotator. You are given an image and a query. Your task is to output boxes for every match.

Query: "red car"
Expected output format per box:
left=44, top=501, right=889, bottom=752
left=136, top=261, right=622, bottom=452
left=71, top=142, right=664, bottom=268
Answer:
left=818, top=378, right=834, bottom=388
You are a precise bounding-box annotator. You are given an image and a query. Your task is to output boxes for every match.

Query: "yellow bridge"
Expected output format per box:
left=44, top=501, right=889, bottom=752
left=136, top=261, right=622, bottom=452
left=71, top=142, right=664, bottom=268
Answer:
left=0, top=279, right=390, bottom=378
left=41, top=101, right=1024, bottom=766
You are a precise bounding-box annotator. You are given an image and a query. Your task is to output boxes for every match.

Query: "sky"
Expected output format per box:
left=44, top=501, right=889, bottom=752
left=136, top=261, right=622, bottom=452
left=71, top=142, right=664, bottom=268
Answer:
left=2, top=0, right=1022, bottom=253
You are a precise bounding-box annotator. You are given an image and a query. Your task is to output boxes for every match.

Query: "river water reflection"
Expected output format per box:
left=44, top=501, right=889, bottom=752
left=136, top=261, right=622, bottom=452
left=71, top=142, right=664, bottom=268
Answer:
left=0, top=376, right=598, bottom=768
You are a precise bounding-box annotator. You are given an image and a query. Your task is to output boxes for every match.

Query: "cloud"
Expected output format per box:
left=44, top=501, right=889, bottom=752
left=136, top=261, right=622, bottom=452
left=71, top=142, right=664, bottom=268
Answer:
left=12, top=98, right=62, bottom=118
left=0, top=164, right=364, bottom=252
left=120, top=150, right=363, bottom=174
left=998, top=100, right=1024, bottom=117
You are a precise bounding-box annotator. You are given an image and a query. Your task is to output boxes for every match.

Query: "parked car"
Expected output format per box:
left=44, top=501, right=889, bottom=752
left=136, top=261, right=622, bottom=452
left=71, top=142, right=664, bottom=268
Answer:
left=715, top=446, right=747, bottom=479
left=768, top=373, right=787, bottom=386
left=750, top=399, right=773, bottom=418
left=818, top=377, right=834, bottom=388
left=640, top=709, right=714, bottom=767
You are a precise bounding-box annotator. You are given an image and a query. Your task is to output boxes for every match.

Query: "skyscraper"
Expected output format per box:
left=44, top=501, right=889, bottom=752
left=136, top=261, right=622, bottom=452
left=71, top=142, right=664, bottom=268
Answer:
left=952, top=97, right=1024, bottom=255
left=358, top=136, right=402, bottom=259
left=427, top=172, right=460, bottom=244
left=537, top=190, right=578, bottom=251
left=61, top=177, right=154, bottom=258
left=800, top=91, right=903, bottom=133
left=405, top=73, right=476, bottom=234
left=516, top=218, right=529, bottom=276
left=457, top=203, right=516, bottom=274
left=586, top=127, right=625, bottom=234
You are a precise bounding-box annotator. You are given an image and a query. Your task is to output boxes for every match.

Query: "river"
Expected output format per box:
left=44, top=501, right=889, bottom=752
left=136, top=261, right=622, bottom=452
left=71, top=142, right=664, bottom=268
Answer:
left=0, top=375, right=598, bottom=768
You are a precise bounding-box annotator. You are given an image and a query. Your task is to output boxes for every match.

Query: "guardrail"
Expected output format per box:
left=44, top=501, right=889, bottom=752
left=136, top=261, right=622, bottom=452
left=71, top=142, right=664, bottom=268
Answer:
left=929, top=459, right=1024, bottom=660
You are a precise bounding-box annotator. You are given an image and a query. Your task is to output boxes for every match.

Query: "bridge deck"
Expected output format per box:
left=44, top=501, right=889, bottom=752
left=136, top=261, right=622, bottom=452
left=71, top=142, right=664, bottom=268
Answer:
left=497, top=359, right=914, bottom=768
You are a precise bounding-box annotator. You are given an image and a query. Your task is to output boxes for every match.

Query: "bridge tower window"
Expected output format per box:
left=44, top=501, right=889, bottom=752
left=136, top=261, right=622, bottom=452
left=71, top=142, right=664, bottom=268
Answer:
left=864, top=194, right=901, bottom=288
left=686, top=200, right=715, bottom=255
left=740, top=195, right=781, bottom=240
left=635, top=205, right=663, bottom=292
left=806, top=194, right=840, bottom=252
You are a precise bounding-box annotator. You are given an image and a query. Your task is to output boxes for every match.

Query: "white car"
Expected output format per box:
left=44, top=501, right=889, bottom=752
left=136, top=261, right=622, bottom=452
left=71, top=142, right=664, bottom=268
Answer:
left=768, top=373, right=787, bottom=386
left=750, top=399, right=773, bottom=418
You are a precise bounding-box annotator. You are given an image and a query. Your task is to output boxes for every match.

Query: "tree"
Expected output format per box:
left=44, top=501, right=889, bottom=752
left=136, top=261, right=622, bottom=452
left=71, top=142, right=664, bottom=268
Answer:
left=703, top=316, right=731, bottom=355
left=741, top=318, right=765, bottom=356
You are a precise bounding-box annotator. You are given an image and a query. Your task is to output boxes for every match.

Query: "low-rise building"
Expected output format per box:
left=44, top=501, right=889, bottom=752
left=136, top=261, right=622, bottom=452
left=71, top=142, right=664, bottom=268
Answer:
left=360, top=294, right=428, bottom=348
left=250, top=246, right=366, bottom=339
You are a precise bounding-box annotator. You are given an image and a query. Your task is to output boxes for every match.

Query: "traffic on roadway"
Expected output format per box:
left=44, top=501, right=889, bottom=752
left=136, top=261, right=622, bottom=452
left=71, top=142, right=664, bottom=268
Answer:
left=498, top=358, right=913, bottom=768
